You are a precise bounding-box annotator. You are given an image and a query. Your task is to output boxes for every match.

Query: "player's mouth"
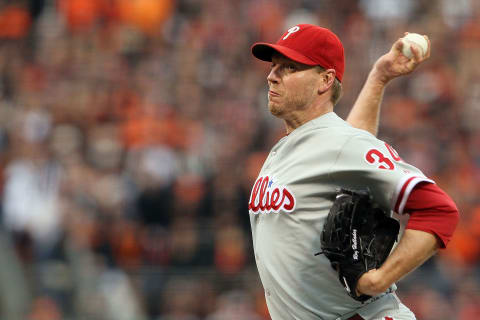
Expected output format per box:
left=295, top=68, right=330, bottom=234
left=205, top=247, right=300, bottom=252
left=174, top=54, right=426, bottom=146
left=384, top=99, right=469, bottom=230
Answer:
left=268, top=90, right=280, bottom=97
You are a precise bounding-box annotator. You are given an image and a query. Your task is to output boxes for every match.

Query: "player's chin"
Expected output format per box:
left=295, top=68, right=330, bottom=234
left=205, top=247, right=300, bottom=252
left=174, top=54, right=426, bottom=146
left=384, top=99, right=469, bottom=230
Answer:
left=268, top=102, right=285, bottom=117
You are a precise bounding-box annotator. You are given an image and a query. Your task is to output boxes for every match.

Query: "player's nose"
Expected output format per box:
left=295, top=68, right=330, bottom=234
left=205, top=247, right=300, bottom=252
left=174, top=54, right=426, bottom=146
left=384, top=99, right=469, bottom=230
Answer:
left=267, top=66, right=280, bottom=84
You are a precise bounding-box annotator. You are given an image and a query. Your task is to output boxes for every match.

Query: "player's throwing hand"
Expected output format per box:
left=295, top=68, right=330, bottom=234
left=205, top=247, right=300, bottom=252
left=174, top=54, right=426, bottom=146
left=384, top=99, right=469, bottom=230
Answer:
left=372, top=33, right=431, bottom=85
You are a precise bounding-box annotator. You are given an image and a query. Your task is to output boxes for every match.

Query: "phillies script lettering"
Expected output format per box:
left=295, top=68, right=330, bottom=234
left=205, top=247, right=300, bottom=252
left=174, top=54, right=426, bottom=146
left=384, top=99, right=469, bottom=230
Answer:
left=249, top=176, right=296, bottom=214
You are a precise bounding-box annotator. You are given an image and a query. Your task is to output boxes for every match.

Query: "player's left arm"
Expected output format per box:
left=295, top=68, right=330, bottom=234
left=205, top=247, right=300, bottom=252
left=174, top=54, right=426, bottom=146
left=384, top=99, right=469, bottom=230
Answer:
left=356, top=183, right=459, bottom=296
left=346, top=34, right=431, bottom=136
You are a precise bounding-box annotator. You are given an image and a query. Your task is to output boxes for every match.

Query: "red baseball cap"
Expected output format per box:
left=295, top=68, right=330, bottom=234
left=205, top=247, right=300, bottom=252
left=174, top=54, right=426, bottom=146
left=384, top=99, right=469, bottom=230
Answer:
left=251, top=24, right=345, bottom=82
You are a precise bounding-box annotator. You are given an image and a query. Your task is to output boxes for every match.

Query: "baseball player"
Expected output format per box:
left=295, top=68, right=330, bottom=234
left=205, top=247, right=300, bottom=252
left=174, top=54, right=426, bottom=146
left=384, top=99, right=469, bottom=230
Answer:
left=248, top=24, right=459, bottom=320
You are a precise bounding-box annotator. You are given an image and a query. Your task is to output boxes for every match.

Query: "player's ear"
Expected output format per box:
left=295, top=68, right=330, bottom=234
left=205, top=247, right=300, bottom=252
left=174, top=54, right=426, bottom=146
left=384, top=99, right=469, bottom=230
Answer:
left=317, top=69, right=336, bottom=95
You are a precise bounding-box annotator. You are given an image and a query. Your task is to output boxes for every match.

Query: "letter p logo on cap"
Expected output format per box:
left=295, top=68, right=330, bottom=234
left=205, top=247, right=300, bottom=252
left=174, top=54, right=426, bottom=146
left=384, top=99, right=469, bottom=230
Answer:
left=283, top=26, right=300, bottom=40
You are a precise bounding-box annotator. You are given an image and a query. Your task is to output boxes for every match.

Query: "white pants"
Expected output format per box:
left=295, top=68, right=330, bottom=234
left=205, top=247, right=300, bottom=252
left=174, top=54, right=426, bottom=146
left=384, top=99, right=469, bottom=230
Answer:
left=370, top=302, right=416, bottom=320
left=357, top=294, right=416, bottom=320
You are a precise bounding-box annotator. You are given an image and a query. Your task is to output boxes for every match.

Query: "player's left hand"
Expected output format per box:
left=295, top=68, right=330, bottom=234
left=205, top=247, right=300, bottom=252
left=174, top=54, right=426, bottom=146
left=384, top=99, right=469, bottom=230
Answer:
left=371, top=33, right=431, bottom=85
left=356, top=268, right=389, bottom=297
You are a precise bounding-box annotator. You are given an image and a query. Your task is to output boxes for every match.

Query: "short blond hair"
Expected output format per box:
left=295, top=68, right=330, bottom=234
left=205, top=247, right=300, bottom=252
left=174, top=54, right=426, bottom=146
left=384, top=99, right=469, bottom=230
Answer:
left=316, top=66, right=343, bottom=106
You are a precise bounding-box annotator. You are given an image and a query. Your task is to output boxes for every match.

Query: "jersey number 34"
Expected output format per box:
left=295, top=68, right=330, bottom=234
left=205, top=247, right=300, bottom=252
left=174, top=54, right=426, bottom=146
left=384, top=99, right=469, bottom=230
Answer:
left=365, top=143, right=402, bottom=171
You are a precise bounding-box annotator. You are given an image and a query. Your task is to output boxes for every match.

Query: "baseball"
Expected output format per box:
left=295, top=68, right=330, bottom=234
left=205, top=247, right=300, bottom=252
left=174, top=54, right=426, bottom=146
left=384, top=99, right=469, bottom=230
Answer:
left=401, top=33, right=428, bottom=59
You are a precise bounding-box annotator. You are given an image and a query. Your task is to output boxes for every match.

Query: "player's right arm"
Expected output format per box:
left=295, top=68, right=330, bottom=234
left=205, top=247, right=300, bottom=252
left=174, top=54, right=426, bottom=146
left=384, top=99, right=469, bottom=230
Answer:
left=346, top=35, right=430, bottom=136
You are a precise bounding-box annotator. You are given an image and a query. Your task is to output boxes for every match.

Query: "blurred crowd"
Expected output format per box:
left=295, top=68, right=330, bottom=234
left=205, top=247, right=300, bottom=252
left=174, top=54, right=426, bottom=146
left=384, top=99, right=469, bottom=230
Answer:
left=0, top=0, right=479, bottom=319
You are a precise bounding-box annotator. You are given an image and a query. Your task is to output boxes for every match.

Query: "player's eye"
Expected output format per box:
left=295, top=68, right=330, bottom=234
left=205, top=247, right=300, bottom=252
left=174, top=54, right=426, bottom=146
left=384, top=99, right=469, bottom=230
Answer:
left=286, top=64, right=297, bottom=71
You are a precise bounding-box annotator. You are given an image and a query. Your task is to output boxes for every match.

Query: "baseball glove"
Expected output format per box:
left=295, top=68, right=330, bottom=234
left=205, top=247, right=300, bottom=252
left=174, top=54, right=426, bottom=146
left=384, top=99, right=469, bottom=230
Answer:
left=318, top=188, right=400, bottom=302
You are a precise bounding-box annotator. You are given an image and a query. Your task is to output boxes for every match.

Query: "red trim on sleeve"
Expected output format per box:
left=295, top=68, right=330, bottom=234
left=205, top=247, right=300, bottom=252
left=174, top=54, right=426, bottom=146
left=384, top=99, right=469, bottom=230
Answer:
left=393, top=176, right=434, bottom=214
left=404, top=183, right=459, bottom=248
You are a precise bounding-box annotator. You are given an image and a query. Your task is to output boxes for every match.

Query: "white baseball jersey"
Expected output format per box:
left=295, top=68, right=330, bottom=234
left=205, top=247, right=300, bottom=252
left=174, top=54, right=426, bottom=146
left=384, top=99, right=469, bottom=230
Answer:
left=249, top=112, right=432, bottom=320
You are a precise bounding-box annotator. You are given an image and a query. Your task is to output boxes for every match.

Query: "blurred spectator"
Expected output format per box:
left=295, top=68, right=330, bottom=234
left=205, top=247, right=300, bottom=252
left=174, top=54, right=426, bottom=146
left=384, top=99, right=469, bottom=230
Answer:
left=28, top=296, right=62, bottom=320
left=206, top=290, right=262, bottom=320
left=0, top=1, right=32, bottom=39
left=157, top=277, right=201, bottom=320
left=360, top=0, right=415, bottom=24
left=2, top=110, right=61, bottom=256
